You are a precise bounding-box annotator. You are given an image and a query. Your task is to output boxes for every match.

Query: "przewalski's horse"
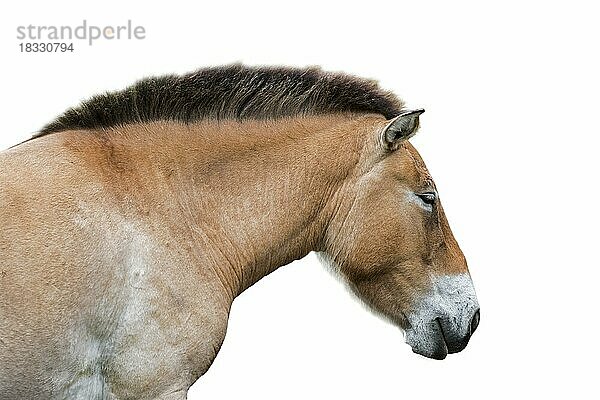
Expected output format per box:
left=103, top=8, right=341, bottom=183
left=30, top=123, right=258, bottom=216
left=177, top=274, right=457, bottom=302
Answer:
left=0, top=65, right=479, bottom=399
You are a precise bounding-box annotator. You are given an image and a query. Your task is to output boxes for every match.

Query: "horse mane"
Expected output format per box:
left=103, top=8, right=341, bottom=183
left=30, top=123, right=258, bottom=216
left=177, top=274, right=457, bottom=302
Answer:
left=36, top=64, right=404, bottom=137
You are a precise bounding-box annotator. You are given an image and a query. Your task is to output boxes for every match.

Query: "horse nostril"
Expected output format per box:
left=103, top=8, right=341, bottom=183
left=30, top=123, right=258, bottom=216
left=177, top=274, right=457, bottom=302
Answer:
left=470, top=309, right=480, bottom=335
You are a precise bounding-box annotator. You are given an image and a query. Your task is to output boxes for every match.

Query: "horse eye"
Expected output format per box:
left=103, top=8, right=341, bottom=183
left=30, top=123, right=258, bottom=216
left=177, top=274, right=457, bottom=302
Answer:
left=417, top=192, right=436, bottom=206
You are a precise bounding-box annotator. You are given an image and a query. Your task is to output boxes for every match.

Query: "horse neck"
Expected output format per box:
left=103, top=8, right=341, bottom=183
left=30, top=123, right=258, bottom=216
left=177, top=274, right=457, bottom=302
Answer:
left=108, top=115, right=371, bottom=297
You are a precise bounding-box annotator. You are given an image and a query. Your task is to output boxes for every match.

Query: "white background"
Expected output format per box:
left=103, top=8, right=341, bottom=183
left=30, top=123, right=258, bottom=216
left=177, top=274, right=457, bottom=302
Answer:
left=1, top=1, right=599, bottom=399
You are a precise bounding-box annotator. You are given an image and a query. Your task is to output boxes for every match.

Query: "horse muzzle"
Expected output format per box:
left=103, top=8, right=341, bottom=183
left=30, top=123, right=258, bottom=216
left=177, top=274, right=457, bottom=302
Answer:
left=404, top=273, right=480, bottom=360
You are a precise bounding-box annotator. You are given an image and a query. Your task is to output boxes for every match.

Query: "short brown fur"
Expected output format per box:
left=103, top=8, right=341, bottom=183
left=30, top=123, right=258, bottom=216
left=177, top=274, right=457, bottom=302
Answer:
left=0, top=68, right=477, bottom=399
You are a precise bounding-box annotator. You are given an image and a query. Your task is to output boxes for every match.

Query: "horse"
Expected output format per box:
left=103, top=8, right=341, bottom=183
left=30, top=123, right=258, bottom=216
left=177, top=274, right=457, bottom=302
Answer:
left=0, top=65, right=480, bottom=399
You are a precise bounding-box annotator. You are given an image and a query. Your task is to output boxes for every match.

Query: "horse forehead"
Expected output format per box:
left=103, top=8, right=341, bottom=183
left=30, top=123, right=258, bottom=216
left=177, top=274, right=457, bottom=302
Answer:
left=387, top=142, right=433, bottom=183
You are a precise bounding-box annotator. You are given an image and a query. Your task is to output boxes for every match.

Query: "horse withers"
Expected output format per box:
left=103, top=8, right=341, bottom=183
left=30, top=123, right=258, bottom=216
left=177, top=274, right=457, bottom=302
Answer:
left=0, top=65, right=479, bottom=399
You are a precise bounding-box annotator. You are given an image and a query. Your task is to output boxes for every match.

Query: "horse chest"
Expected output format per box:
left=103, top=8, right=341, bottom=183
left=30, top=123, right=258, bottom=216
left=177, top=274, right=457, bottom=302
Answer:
left=53, top=222, right=229, bottom=398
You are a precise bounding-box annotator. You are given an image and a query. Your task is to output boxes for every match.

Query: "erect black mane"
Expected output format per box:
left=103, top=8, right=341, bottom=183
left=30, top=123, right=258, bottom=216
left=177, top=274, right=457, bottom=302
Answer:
left=37, top=64, right=404, bottom=137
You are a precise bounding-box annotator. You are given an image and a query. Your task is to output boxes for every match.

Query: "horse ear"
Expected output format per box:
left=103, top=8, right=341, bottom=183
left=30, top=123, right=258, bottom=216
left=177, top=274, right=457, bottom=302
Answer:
left=382, top=109, right=425, bottom=151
